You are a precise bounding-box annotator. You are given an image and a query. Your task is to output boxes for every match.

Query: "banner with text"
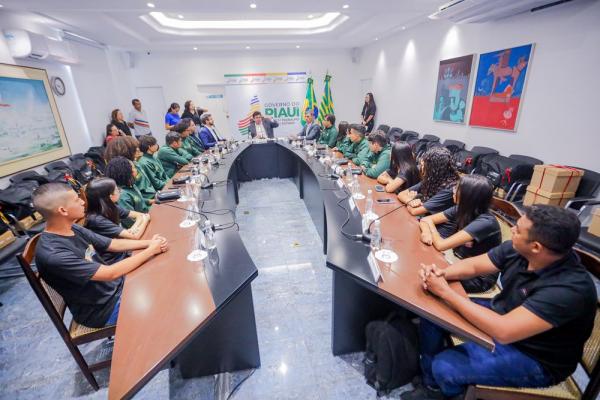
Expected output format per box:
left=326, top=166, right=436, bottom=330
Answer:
left=224, top=73, right=307, bottom=138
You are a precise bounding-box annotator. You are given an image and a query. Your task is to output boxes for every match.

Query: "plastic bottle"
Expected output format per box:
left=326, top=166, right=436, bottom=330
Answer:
left=365, top=189, right=373, bottom=216
left=371, top=220, right=381, bottom=251
left=203, top=220, right=216, bottom=249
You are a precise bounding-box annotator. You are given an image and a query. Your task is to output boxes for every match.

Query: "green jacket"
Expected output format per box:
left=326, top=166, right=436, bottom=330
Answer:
left=181, top=136, right=201, bottom=157
left=137, top=153, right=168, bottom=191
left=363, top=145, right=391, bottom=178
left=318, top=126, right=338, bottom=148
left=134, top=162, right=157, bottom=202
left=349, top=138, right=370, bottom=165
left=118, top=185, right=149, bottom=214
left=157, top=146, right=189, bottom=178
left=336, top=136, right=352, bottom=154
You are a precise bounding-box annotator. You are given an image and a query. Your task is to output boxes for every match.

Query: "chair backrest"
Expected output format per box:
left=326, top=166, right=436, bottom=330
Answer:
left=376, top=124, right=390, bottom=134
left=69, top=153, right=86, bottom=162
left=44, top=160, right=71, bottom=174
left=572, top=168, right=600, bottom=198
left=442, top=139, right=466, bottom=151
left=18, top=234, right=69, bottom=331
left=421, top=134, right=440, bottom=142
left=9, top=170, right=48, bottom=184
left=387, top=127, right=403, bottom=143
left=400, top=131, right=419, bottom=141
left=491, top=197, right=522, bottom=224
left=509, top=154, right=543, bottom=166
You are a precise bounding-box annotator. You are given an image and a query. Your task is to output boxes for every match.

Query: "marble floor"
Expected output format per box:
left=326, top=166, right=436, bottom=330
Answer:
left=0, top=178, right=412, bottom=399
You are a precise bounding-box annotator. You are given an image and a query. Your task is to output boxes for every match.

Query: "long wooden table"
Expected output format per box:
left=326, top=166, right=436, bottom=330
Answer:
left=108, top=140, right=493, bottom=399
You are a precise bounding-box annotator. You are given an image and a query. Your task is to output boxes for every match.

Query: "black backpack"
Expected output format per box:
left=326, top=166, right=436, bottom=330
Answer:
left=364, top=313, right=419, bottom=396
left=474, top=154, right=535, bottom=195
left=453, top=149, right=476, bottom=174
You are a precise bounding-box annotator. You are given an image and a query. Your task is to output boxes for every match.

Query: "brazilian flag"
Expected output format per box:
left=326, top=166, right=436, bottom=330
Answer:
left=318, top=74, right=335, bottom=125
left=301, top=77, right=318, bottom=126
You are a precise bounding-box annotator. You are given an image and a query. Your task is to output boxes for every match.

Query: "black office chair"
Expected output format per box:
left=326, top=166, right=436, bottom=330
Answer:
left=442, top=139, right=466, bottom=154
left=44, top=160, right=71, bottom=173
left=375, top=124, right=390, bottom=134
left=399, top=131, right=419, bottom=141
left=508, top=154, right=543, bottom=166
left=421, top=134, right=440, bottom=143
left=566, top=168, right=600, bottom=212
left=9, top=170, right=48, bottom=185
left=387, top=127, right=404, bottom=143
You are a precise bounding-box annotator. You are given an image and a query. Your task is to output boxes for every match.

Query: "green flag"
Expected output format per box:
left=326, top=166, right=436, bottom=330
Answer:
left=301, top=77, right=318, bottom=126
left=318, top=74, right=335, bottom=125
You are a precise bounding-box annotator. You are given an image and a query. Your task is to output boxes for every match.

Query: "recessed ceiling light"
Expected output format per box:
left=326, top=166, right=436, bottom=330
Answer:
left=374, top=37, right=378, bottom=41
left=147, top=2, right=155, bottom=8
left=250, top=3, right=257, bottom=8
left=308, top=14, right=314, bottom=19
left=178, top=14, right=184, bottom=19
left=342, top=4, right=349, bottom=9
left=296, top=45, right=300, bottom=48
left=401, top=26, right=406, bottom=30
left=0, top=4, right=4, bottom=7
left=245, top=46, right=251, bottom=49
left=193, top=46, right=198, bottom=50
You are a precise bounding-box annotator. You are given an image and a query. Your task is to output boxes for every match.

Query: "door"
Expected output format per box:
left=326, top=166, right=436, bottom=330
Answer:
left=196, top=85, right=230, bottom=139
left=135, top=86, right=167, bottom=145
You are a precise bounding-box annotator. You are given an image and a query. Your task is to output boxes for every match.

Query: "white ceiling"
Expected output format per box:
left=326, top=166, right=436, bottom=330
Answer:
left=0, top=0, right=446, bottom=52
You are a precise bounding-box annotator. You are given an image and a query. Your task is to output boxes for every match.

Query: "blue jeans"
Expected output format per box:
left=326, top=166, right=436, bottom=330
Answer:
left=419, top=299, right=554, bottom=397
left=105, top=296, right=121, bottom=326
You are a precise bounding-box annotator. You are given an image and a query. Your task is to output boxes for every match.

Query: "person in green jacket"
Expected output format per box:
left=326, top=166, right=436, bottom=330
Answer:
left=157, top=132, right=191, bottom=178
left=105, top=156, right=150, bottom=214
left=137, top=135, right=168, bottom=191
left=318, top=114, right=338, bottom=148
left=344, top=123, right=369, bottom=164
left=175, top=118, right=203, bottom=157
left=358, top=130, right=392, bottom=178
left=333, top=121, right=351, bottom=154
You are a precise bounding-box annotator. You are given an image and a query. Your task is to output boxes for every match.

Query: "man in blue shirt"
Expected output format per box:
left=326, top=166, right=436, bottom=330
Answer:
left=199, top=112, right=222, bottom=148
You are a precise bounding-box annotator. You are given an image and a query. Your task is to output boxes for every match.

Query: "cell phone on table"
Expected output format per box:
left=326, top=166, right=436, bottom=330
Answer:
left=376, top=198, right=394, bottom=204
left=374, top=184, right=385, bottom=192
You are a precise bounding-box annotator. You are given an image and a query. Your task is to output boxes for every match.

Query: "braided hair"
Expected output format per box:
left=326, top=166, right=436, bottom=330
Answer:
left=419, top=147, right=459, bottom=201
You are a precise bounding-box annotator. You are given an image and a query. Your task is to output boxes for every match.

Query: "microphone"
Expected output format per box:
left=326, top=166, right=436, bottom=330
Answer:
left=357, top=203, right=406, bottom=243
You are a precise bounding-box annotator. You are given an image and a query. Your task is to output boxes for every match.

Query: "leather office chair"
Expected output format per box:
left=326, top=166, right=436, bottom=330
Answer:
left=375, top=124, right=390, bottom=134
left=17, top=234, right=116, bottom=390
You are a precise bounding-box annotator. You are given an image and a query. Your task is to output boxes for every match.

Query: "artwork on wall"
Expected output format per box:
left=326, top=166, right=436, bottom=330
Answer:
left=0, top=64, right=70, bottom=177
left=433, top=54, right=474, bottom=124
left=469, top=43, right=534, bottom=131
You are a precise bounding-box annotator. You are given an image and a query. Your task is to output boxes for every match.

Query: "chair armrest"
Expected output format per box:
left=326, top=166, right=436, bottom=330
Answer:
left=565, top=196, right=597, bottom=210
left=579, top=200, right=600, bottom=215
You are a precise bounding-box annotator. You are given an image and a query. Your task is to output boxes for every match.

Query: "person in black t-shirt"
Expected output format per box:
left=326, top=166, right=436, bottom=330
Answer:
left=360, top=92, right=376, bottom=133
left=419, top=174, right=501, bottom=293
left=32, top=183, right=168, bottom=328
left=110, top=109, right=132, bottom=136
left=377, top=141, right=420, bottom=193
left=402, top=205, right=597, bottom=400
left=84, top=177, right=151, bottom=265
left=398, top=147, right=458, bottom=216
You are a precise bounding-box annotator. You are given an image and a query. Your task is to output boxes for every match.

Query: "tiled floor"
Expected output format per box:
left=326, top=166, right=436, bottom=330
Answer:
left=0, top=178, right=411, bottom=399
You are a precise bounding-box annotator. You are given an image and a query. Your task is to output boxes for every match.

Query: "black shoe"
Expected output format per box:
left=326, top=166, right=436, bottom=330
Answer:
left=401, top=385, right=445, bottom=400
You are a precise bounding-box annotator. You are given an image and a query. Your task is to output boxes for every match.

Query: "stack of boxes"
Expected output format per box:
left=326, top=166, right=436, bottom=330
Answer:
left=589, top=208, right=600, bottom=237
left=523, top=165, right=584, bottom=207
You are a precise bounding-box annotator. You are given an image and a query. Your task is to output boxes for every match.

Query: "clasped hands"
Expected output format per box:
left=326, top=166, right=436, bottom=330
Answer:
left=419, top=263, right=451, bottom=297
left=149, top=234, right=169, bottom=255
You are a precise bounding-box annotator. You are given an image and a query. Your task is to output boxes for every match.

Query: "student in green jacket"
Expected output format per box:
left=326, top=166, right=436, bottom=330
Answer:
left=318, top=114, right=338, bottom=148
left=358, top=130, right=392, bottom=178
left=332, top=121, right=351, bottom=154
left=157, top=132, right=190, bottom=178
left=344, top=123, right=369, bottom=164
left=104, top=136, right=155, bottom=205
left=175, top=118, right=203, bottom=157
left=105, top=156, right=150, bottom=214
left=137, top=135, right=168, bottom=191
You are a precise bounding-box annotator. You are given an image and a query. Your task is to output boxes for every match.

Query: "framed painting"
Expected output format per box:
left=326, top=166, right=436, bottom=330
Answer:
left=0, top=63, right=71, bottom=177
left=469, top=44, right=534, bottom=131
left=433, top=54, right=474, bottom=124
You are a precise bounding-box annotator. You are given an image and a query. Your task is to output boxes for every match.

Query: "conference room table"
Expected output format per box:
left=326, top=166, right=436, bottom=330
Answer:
left=108, top=139, right=493, bottom=399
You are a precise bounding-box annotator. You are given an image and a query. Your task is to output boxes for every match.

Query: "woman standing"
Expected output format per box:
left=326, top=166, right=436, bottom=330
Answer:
left=361, top=93, right=376, bottom=133
left=165, top=102, right=181, bottom=131
left=110, top=109, right=132, bottom=136
left=182, top=100, right=202, bottom=125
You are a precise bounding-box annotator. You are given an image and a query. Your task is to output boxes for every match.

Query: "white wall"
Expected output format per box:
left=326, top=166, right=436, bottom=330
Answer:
left=128, top=49, right=361, bottom=131
left=357, top=0, right=600, bottom=171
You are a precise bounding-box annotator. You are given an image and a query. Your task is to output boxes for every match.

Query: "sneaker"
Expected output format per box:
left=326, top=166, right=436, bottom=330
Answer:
left=401, top=385, right=445, bottom=400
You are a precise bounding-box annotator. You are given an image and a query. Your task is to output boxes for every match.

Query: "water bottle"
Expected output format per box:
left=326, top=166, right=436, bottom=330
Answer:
left=365, top=189, right=373, bottom=216
left=195, top=221, right=205, bottom=249
left=371, top=220, right=381, bottom=251
left=203, top=220, right=216, bottom=249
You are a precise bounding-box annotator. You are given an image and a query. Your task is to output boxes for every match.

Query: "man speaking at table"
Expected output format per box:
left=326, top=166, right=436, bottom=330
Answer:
left=248, top=111, right=279, bottom=139
left=290, top=109, right=321, bottom=141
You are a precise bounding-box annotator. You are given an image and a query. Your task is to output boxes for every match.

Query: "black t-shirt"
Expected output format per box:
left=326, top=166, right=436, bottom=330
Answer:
left=181, top=110, right=201, bottom=125
left=85, top=206, right=130, bottom=265
left=113, top=120, right=131, bottom=136
left=409, top=182, right=455, bottom=214
left=441, top=206, right=502, bottom=258
left=488, top=241, right=597, bottom=382
left=36, top=225, right=123, bottom=328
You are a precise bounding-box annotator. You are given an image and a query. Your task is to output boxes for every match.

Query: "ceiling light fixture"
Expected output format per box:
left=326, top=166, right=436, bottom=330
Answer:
left=308, top=14, right=314, bottom=19
left=178, top=14, right=184, bottom=19
left=193, top=46, right=198, bottom=50
left=374, top=37, right=378, bottom=41
left=147, top=2, right=155, bottom=8
left=245, top=46, right=251, bottom=49
left=401, top=26, right=406, bottom=30
left=250, top=3, right=257, bottom=8
left=296, top=45, right=300, bottom=48
left=342, top=4, right=349, bottom=9
left=148, top=11, right=341, bottom=29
